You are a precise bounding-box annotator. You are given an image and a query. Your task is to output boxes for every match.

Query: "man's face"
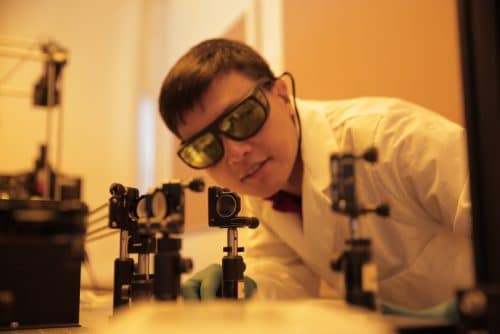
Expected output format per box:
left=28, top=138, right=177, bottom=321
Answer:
left=177, top=71, right=300, bottom=198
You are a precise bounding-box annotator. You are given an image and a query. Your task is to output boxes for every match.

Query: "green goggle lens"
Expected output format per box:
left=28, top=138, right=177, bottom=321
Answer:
left=178, top=85, right=269, bottom=169
left=219, top=90, right=267, bottom=139
left=178, top=132, right=223, bottom=169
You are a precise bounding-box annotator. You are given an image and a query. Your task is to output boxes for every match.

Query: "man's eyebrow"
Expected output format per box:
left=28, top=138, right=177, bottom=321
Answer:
left=219, top=99, right=241, bottom=116
left=214, top=79, right=270, bottom=117
left=184, top=87, right=252, bottom=141
left=218, top=86, right=254, bottom=116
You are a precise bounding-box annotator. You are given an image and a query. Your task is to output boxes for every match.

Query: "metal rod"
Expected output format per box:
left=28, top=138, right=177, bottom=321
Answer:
left=43, top=61, right=56, bottom=199
left=137, top=254, right=150, bottom=278
left=0, top=48, right=48, bottom=61
left=119, top=230, right=129, bottom=260
left=227, top=228, right=238, bottom=256
left=350, top=217, right=358, bottom=239
left=0, top=87, right=30, bottom=98
left=55, top=74, right=64, bottom=172
left=0, top=37, right=39, bottom=49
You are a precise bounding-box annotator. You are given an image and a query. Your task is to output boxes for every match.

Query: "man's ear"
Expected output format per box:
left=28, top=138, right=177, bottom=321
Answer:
left=272, top=78, right=290, bottom=104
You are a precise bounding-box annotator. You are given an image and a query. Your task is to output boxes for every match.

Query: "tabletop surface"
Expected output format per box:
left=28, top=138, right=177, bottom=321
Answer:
left=4, top=290, right=452, bottom=334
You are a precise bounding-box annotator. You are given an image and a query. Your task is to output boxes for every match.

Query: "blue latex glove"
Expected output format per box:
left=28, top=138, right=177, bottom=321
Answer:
left=181, top=263, right=257, bottom=300
left=381, top=296, right=458, bottom=322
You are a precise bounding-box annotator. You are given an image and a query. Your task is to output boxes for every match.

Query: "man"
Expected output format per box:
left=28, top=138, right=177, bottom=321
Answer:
left=158, top=38, right=473, bottom=310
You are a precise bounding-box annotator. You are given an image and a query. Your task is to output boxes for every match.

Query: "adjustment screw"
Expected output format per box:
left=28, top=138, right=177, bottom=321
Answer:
left=179, top=258, right=193, bottom=273
left=460, top=289, right=487, bottom=318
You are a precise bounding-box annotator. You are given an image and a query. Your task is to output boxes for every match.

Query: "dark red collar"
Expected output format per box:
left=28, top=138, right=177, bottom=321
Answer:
left=266, top=191, right=302, bottom=216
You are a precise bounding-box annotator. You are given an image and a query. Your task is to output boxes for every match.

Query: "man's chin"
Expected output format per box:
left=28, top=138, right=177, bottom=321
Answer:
left=215, top=179, right=281, bottom=198
left=241, top=186, right=281, bottom=199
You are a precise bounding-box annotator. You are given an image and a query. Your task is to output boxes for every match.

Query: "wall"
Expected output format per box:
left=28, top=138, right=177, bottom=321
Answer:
left=283, top=0, right=463, bottom=125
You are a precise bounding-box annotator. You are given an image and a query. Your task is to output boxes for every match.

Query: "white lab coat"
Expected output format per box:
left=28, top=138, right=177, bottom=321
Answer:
left=241, top=97, right=474, bottom=309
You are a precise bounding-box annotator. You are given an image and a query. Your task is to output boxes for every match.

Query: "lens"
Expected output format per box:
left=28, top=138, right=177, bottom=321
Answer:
left=219, top=90, right=268, bottom=140
left=151, top=190, right=167, bottom=219
left=216, top=193, right=238, bottom=218
left=178, top=132, right=223, bottom=169
left=136, top=195, right=149, bottom=218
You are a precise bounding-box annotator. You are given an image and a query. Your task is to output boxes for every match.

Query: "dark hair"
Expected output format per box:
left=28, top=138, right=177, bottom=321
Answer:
left=158, top=38, right=276, bottom=137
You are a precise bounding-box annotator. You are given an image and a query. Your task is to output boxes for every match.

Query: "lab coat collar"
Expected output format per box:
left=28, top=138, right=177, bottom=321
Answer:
left=298, top=100, right=339, bottom=196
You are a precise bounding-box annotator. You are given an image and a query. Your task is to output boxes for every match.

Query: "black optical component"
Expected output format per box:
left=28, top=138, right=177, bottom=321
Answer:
left=208, top=186, right=259, bottom=229
left=127, top=178, right=205, bottom=235
left=215, top=190, right=240, bottom=218
left=135, top=183, right=182, bottom=221
left=0, top=199, right=86, bottom=329
left=109, top=183, right=140, bottom=230
left=207, top=186, right=259, bottom=300
left=108, top=178, right=204, bottom=310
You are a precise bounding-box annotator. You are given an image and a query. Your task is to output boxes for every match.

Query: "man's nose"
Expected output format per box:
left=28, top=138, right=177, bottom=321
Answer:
left=221, top=136, right=252, bottom=164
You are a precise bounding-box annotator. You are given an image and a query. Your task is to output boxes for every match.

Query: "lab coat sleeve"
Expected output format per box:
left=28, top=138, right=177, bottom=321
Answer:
left=240, top=198, right=321, bottom=299
left=375, top=104, right=471, bottom=236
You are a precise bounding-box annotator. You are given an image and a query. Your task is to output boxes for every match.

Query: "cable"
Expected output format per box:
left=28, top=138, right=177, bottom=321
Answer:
left=87, top=214, right=108, bottom=227
left=83, top=249, right=100, bottom=291
left=86, top=225, right=109, bottom=237
left=280, top=71, right=302, bottom=149
left=87, top=202, right=108, bottom=216
left=85, top=230, right=119, bottom=244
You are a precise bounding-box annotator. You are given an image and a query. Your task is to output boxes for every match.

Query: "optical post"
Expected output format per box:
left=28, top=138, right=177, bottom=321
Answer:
left=108, top=178, right=204, bottom=312
left=330, top=148, right=390, bottom=310
left=208, top=186, right=259, bottom=299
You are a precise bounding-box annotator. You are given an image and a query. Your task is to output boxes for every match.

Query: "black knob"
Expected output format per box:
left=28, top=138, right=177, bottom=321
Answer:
left=375, top=204, right=390, bottom=217
left=247, top=218, right=259, bottom=229
left=188, top=178, right=205, bottom=192
left=179, top=258, right=193, bottom=273
left=362, top=147, right=378, bottom=163
left=110, top=183, right=126, bottom=195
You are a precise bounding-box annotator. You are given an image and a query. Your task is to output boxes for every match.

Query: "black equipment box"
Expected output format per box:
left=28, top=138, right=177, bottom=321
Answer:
left=0, top=199, right=86, bottom=330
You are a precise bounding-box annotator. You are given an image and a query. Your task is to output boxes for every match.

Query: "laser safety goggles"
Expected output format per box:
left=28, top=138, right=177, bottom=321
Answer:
left=178, top=80, right=272, bottom=169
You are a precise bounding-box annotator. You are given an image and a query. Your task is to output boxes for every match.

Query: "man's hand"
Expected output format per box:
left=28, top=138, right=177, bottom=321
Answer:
left=181, top=263, right=257, bottom=300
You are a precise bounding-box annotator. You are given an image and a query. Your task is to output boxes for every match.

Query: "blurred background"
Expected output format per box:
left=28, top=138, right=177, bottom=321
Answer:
left=0, top=0, right=462, bottom=289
